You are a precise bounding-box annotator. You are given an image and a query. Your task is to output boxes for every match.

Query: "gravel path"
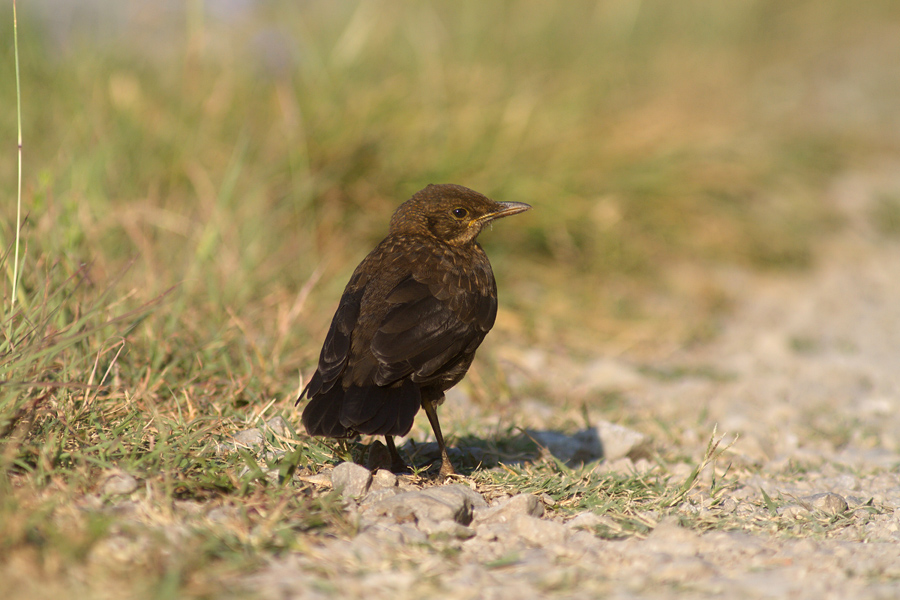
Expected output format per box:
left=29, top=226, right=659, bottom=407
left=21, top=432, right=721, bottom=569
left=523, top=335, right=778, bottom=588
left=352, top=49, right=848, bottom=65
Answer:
left=246, top=171, right=900, bottom=599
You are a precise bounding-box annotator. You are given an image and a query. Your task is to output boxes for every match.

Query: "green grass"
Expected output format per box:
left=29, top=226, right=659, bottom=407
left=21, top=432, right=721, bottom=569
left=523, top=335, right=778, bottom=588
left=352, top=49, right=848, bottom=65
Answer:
left=2, top=1, right=900, bottom=597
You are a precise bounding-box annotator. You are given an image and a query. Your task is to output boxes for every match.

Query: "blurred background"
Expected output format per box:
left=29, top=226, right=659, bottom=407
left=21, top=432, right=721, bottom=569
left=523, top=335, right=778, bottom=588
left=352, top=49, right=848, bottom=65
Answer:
left=2, top=0, right=900, bottom=391
left=4, top=3, right=900, bottom=595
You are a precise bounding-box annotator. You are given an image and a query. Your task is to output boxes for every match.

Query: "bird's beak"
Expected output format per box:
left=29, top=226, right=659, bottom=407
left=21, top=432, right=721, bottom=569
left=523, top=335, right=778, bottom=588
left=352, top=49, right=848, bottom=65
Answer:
left=482, top=201, right=532, bottom=222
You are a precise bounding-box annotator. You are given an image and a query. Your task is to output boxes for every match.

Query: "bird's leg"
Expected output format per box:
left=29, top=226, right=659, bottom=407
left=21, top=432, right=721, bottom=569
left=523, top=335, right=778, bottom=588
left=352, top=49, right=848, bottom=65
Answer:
left=422, top=399, right=456, bottom=478
left=384, top=435, right=408, bottom=473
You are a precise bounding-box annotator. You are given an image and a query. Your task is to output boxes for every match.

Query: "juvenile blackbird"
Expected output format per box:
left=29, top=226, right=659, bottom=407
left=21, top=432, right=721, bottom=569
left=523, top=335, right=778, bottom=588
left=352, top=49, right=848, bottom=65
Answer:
left=297, top=184, right=530, bottom=476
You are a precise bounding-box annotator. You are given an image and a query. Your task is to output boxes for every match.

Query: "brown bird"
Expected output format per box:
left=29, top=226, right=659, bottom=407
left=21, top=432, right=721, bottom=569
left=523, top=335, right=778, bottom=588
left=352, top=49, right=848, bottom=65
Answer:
left=298, top=184, right=530, bottom=476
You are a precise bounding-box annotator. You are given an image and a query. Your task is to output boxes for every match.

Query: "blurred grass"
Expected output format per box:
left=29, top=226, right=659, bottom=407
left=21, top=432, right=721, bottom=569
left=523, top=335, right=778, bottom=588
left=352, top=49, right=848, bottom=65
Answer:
left=3, top=1, right=896, bottom=355
left=2, top=0, right=900, bottom=597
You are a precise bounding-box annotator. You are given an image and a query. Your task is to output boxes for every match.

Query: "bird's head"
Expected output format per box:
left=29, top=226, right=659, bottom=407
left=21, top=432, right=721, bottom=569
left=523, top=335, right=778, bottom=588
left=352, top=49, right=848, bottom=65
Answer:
left=390, top=184, right=531, bottom=245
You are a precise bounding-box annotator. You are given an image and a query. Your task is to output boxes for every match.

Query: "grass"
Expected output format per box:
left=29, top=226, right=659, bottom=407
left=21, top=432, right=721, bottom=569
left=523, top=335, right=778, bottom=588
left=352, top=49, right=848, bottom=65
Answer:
left=2, top=0, right=900, bottom=597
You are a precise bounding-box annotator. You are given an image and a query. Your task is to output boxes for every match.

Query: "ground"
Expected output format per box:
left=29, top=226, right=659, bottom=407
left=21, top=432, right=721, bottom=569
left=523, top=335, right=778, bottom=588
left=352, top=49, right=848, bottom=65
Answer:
left=237, top=168, right=900, bottom=598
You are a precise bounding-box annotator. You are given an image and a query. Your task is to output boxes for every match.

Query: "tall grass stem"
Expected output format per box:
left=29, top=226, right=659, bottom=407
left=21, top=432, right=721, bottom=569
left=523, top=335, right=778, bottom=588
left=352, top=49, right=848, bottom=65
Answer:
left=11, top=0, right=23, bottom=319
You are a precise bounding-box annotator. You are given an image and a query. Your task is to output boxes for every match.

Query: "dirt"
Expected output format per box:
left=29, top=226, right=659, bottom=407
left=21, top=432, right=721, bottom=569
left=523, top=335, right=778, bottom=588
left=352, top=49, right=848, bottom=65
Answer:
left=242, top=168, right=900, bottom=599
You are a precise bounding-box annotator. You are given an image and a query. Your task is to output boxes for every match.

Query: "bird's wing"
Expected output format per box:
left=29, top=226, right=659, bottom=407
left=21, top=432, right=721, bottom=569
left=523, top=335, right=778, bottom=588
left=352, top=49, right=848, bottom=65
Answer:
left=369, top=271, right=497, bottom=385
left=300, top=284, right=363, bottom=399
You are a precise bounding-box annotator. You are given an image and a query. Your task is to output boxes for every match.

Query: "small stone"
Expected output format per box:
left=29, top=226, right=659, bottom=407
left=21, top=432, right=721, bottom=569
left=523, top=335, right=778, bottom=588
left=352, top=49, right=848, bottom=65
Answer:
left=473, top=521, right=514, bottom=542
left=233, top=428, right=265, bottom=448
left=566, top=511, right=604, bottom=531
left=594, top=420, right=652, bottom=461
left=779, top=504, right=811, bottom=519
left=633, top=458, right=653, bottom=473
left=356, top=522, right=426, bottom=545
left=330, top=462, right=373, bottom=499
left=511, top=514, right=569, bottom=547
left=265, top=416, right=288, bottom=437
left=351, top=515, right=428, bottom=548
left=102, top=472, right=138, bottom=496
left=370, top=469, right=399, bottom=491
left=436, top=483, right=488, bottom=509
left=475, top=494, right=544, bottom=524
left=367, top=484, right=485, bottom=525
left=360, top=487, right=402, bottom=508
left=808, top=492, right=849, bottom=515
left=417, top=519, right=477, bottom=539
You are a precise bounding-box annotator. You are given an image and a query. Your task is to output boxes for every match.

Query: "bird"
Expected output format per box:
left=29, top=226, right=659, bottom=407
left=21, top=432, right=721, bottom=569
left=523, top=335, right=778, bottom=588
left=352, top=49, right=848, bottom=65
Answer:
left=297, top=183, right=530, bottom=477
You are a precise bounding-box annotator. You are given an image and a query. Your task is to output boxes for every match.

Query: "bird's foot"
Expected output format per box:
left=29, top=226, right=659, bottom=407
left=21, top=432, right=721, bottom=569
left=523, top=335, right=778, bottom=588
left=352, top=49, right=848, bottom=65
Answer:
left=438, top=449, right=457, bottom=479
left=382, top=435, right=411, bottom=474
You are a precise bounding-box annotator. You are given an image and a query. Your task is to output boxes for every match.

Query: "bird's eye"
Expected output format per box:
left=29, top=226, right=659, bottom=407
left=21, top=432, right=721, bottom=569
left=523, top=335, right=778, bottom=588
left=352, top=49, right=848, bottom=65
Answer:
left=451, top=207, right=468, bottom=219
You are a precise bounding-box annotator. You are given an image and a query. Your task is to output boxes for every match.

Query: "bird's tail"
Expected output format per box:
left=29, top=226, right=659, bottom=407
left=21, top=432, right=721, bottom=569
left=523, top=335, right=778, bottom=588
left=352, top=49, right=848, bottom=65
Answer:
left=301, top=383, right=353, bottom=437
left=300, top=378, right=421, bottom=438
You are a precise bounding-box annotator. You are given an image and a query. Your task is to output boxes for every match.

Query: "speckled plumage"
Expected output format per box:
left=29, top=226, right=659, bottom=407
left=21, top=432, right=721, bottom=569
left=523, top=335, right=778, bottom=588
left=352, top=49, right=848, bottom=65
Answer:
left=298, top=184, right=530, bottom=476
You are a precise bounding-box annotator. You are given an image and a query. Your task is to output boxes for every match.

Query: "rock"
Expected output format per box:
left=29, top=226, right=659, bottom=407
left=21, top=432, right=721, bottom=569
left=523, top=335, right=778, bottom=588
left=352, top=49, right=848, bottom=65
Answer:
left=331, top=462, right=373, bottom=499
left=528, top=420, right=650, bottom=465
left=594, top=420, right=652, bottom=461
left=360, top=487, right=402, bottom=508
left=370, top=469, right=399, bottom=491
left=511, top=514, right=569, bottom=547
left=102, top=471, right=138, bottom=496
left=265, top=416, right=288, bottom=437
left=566, top=511, right=605, bottom=531
left=718, top=497, right=738, bottom=513
left=417, top=519, right=477, bottom=540
left=808, top=492, right=849, bottom=515
left=778, top=504, right=811, bottom=519
left=473, top=521, right=514, bottom=543
left=474, top=494, right=544, bottom=524
left=529, top=430, right=598, bottom=464
left=597, top=457, right=635, bottom=474
left=357, top=521, right=427, bottom=545
left=366, top=484, right=486, bottom=525
left=435, top=483, right=488, bottom=509
left=233, top=428, right=265, bottom=448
